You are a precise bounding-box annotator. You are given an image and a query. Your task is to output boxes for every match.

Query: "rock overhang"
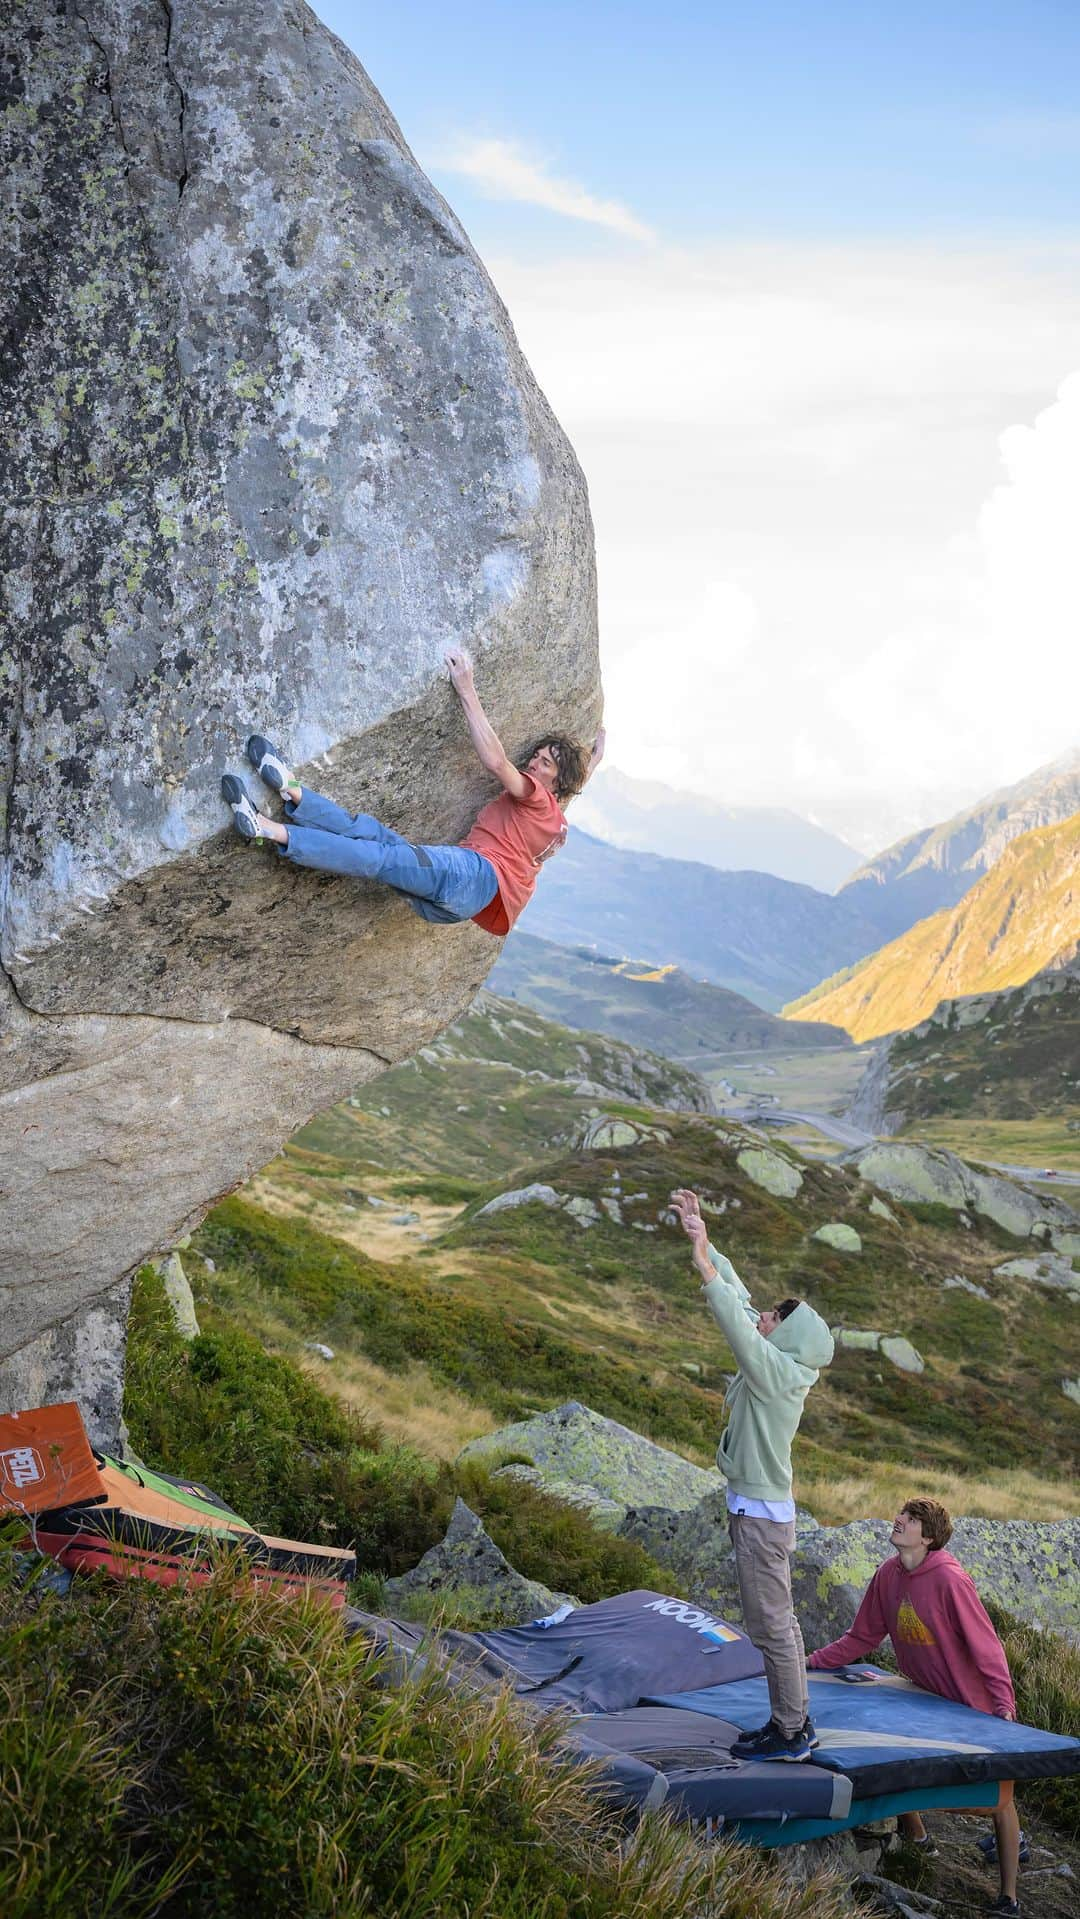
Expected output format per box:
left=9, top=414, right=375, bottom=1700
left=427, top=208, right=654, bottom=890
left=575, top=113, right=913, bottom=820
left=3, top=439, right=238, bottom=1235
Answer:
left=0, top=0, right=600, bottom=1441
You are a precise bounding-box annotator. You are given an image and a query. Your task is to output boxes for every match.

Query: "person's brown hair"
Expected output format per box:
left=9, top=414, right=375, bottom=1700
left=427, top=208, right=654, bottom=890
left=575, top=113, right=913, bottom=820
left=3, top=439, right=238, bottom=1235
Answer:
left=520, top=735, right=589, bottom=802
left=902, top=1497, right=953, bottom=1551
left=774, top=1298, right=800, bottom=1320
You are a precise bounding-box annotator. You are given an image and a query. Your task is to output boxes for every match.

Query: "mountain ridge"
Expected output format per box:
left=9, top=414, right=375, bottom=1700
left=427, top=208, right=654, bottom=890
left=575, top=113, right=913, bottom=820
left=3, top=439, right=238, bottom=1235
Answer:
left=839, top=746, right=1080, bottom=943
left=786, top=813, right=1080, bottom=1043
left=520, top=828, right=885, bottom=1010
left=572, top=766, right=860, bottom=892
left=489, top=930, right=853, bottom=1060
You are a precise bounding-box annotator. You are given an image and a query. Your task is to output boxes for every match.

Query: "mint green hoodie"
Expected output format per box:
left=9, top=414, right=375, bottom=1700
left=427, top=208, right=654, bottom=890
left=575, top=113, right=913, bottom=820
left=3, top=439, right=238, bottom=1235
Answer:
left=702, top=1246, right=834, bottom=1504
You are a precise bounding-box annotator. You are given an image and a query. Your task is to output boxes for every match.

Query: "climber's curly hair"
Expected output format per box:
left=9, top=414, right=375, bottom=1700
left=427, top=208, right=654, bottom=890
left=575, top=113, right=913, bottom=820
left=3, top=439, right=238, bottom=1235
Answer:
left=519, top=734, right=589, bottom=803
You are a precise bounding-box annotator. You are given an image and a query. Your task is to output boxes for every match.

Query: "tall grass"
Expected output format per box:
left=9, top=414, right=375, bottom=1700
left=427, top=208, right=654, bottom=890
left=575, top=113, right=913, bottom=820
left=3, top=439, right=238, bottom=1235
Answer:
left=0, top=1553, right=855, bottom=1919
left=988, top=1601, right=1080, bottom=1839
left=123, top=1263, right=679, bottom=1604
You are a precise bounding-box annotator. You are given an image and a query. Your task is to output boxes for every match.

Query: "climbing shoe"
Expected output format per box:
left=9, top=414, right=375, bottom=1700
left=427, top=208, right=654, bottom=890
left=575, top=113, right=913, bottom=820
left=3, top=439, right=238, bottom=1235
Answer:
left=221, top=773, right=263, bottom=842
left=246, top=734, right=297, bottom=797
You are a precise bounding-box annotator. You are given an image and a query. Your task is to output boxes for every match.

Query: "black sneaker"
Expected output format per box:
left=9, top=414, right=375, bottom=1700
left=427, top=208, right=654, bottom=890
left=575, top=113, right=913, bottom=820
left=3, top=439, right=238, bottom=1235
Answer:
left=801, top=1716, right=820, bottom=1751
left=978, top=1831, right=1030, bottom=1867
left=246, top=735, right=297, bottom=796
left=735, top=1722, right=817, bottom=1763
left=985, top=1899, right=1020, bottom=1917
left=730, top=1719, right=777, bottom=1755
left=221, top=773, right=263, bottom=842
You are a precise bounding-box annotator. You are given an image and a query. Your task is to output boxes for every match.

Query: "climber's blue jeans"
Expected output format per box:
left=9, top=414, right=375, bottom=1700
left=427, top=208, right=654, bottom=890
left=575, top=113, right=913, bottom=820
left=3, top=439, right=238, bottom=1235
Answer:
left=280, top=787, right=499, bottom=924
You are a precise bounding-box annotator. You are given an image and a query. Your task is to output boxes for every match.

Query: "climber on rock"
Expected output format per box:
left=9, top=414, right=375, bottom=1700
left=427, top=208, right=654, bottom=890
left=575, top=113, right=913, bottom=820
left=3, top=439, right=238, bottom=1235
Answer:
left=221, top=647, right=603, bottom=935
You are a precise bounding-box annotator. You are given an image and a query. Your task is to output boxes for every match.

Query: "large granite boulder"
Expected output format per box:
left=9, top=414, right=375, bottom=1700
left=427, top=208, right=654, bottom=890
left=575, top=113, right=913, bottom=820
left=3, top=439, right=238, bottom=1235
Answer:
left=383, top=1499, right=570, bottom=1626
left=618, top=1490, right=742, bottom=1619
left=459, top=1401, right=721, bottom=1527
left=856, top=1143, right=1079, bottom=1252
left=0, top=0, right=598, bottom=1445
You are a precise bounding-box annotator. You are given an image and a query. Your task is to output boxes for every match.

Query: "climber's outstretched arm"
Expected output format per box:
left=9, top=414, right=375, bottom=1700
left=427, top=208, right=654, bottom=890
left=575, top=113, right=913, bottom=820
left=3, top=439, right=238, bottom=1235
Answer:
left=446, top=647, right=530, bottom=799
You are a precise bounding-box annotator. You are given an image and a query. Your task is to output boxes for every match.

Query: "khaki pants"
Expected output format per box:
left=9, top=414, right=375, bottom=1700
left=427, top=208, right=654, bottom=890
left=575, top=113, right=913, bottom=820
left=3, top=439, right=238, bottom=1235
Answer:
left=729, top=1513, right=809, bottom=1738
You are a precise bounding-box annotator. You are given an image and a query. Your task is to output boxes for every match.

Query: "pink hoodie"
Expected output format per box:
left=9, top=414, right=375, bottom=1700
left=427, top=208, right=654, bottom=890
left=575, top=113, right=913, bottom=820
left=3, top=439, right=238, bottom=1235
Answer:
left=808, top=1549, right=1015, bottom=1718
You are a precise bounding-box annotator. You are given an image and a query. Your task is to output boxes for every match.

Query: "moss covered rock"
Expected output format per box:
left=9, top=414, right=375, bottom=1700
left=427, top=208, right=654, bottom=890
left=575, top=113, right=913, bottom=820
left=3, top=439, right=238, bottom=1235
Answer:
left=459, top=1401, right=720, bottom=1525
left=383, top=1498, right=571, bottom=1624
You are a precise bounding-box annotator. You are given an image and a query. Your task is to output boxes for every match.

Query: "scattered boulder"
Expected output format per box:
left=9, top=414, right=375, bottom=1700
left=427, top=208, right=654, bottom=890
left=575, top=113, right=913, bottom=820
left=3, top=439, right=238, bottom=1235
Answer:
left=737, top=1147, right=803, bottom=1199
left=831, top=1329, right=924, bottom=1372
left=459, top=1402, right=720, bottom=1526
left=600, top=1196, right=623, bottom=1224
left=856, top=1143, right=1079, bottom=1251
left=878, top=1335, right=924, bottom=1375
left=1061, top=1380, right=1080, bottom=1407
left=383, top=1499, right=569, bottom=1623
left=492, top=1464, right=625, bottom=1531
left=621, top=1500, right=1080, bottom=1646
left=581, top=1116, right=671, bottom=1152
left=478, top=1184, right=562, bottom=1217
left=869, top=1196, right=899, bottom=1226
left=943, top=1274, right=990, bottom=1300
left=994, top=1255, right=1080, bottom=1297
left=563, top=1196, right=602, bottom=1228
left=790, top=1516, right=1080, bottom=1648
left=833, top=1329, right=883, bottom=1353
left=618, top=1491, right=741, bottom=1620
left=813, top=1222, right=862, bottom=1253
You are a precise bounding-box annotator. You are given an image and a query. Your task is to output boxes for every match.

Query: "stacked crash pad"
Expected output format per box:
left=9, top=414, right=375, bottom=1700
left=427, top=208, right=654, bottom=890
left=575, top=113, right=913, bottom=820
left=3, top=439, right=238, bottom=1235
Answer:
left=0, top=1402, right=355, bottom=1604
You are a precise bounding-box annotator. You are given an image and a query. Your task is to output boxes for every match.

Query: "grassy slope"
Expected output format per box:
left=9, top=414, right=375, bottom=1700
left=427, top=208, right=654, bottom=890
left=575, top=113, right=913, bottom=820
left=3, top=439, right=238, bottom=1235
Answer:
left=784, top=814, right=1080, bottom=1042
left=886, top=974, right=1080, bottom=1126
left=189, top=1032, right=1080, bottom=1514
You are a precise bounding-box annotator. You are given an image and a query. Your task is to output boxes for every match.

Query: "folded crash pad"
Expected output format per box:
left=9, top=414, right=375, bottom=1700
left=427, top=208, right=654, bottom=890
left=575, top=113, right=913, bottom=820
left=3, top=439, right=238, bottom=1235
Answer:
left=2, top=1403, right=356, bottom=1604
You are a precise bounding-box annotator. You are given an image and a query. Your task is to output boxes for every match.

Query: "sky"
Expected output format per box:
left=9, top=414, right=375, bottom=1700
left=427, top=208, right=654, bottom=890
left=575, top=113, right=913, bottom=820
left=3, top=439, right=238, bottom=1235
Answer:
left=320, top=1, right=1080, bottom=850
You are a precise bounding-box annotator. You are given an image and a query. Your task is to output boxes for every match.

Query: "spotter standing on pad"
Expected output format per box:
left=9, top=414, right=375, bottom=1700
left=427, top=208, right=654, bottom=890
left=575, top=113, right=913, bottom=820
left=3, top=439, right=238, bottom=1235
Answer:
left=221, top=646, right=603, bottom=933
left=671, top=1188, right=834, bottom=1762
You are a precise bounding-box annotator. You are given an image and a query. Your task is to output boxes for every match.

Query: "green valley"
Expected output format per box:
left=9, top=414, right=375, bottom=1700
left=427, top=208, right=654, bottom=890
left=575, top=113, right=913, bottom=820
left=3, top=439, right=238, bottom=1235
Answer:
left=164, top=993, right=1080, bottom=1527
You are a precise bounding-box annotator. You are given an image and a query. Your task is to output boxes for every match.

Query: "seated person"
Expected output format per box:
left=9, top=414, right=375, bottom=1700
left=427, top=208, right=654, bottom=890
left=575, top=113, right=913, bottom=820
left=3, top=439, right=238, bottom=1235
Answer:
left=222, top=646, right=603, bottom=934
left=808, top=1497, right=1023, bottom=1917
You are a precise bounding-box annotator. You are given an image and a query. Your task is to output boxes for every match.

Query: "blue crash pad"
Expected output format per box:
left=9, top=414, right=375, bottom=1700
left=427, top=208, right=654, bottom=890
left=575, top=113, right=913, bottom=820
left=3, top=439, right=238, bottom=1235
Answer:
left=649, top=1665, right=1080, bottom=1797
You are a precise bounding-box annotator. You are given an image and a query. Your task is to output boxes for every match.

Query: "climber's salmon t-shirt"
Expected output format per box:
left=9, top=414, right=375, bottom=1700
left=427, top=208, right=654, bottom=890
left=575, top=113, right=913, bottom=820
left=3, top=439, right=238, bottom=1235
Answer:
left=461, top=773, right=568, bottom=935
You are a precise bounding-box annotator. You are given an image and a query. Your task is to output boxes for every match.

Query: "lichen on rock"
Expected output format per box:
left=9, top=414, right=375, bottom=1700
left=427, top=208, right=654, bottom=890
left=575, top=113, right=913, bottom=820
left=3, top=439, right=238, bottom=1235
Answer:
left=736, top=1147, right=803, bottom=1199
left=1, top=0, right=599, bottom=1441
left=383, top=1498, right=571, bottom=1624
left=459, top=1402, right=720, bottom=1524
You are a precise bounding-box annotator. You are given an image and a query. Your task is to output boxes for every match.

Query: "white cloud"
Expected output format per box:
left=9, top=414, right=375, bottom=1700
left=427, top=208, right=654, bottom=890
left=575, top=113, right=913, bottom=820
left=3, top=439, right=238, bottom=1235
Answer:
left=485, top=240, right=1080, bottom=843
left=979, top=371, right=1080, bottom=715
left=439, top=137, right=654, bottom=242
